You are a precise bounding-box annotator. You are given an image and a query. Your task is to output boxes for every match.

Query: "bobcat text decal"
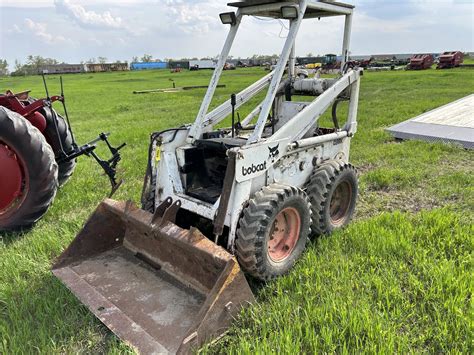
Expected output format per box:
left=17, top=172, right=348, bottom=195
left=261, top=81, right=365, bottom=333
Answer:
left=242, top=161, right=267, bottom=176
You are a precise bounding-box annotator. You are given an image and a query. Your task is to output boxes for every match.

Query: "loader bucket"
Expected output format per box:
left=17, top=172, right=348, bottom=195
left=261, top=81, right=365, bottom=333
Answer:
left=52, top=198, right=254, bottom=354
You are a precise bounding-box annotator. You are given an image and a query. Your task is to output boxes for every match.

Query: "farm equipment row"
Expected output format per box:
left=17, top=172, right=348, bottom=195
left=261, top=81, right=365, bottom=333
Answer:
left=346, top=51, right=465, bottom=71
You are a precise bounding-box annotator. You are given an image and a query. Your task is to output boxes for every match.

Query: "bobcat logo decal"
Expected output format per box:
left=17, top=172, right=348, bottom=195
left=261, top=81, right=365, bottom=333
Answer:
left=268, top=144, right=280, bottom=159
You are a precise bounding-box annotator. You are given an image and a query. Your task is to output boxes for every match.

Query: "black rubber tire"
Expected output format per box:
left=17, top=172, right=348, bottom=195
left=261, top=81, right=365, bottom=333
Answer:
left=306, top=160, right=358, bottom=236
left=141, top=171, right=155, bottom=213
left=140, top=134, right=158, bottom=213
left=235, top=183, right=312, bottom=281
left=0, top=107, right=58, bottom=231
left=41, top=107, right=76, bottom=186
left=25, top=98, right=76, bottom=186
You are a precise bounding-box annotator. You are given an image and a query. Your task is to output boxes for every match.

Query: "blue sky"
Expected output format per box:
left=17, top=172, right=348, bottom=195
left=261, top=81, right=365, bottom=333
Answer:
left=0, top=0, right=472, bottom=68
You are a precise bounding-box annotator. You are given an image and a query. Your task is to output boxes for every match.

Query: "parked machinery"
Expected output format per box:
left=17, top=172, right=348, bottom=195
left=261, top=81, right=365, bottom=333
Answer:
left=0, top=79, right=125, bottom=231
left=437, top=51, right=464, bottom=69
left=53, top=1, right=362, bottom=353
left=407, top=54, right=434, bottom=70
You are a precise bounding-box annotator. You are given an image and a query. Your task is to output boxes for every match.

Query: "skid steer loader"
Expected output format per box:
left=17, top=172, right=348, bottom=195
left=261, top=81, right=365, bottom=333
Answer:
left=53, top=1, right=362, bottom=353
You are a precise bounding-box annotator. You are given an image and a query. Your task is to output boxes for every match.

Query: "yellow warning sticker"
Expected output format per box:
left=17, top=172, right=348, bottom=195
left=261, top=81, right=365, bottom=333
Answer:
left=155, top=147, right=161, bottom=162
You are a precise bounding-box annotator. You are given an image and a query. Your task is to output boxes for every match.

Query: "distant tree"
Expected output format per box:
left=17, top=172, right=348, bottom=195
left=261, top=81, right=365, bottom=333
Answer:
left=86, top=58, right=96, bottom=64
left=14, top=59, right=22, bottom=72
left=11, top=55, right=59, bottom=75
left=11, top=60, right=25, bottom=76
left=0, top=59, right=8, bottom=76
left=306, top=52, right=314, bottom=57
left=141, top=54, right=153, bottom=62
left=132, top=56, right=139, bottom=63
left=26, top=55, right=58, bottom=72
left=97, top=56, right=107, bottom=64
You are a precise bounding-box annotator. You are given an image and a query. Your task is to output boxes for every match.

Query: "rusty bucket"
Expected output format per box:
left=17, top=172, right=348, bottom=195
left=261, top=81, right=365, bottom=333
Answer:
left=52, top=198, right=254, bottom=354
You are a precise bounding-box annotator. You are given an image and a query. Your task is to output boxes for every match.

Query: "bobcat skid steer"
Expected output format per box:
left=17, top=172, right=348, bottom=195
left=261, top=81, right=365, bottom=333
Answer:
left=53, top=1, right=362, bottom=353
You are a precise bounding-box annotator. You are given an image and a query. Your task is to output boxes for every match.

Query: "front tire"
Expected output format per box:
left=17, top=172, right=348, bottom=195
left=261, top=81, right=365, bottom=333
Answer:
left=0, top=107, right=58, bottom=231
left=235, top=184, right=311, bottom=281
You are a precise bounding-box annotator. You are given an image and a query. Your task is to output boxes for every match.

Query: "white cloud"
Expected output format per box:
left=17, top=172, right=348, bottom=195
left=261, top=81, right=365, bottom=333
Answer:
left=24, top=18, right=67, bottom=44
left=164, top=0, right=223, bottom=35
left=54, top=0, right=123, bottom=30
left=1, top=0, right=472, bottom=69
left=7, top=24, right=23, bottom=34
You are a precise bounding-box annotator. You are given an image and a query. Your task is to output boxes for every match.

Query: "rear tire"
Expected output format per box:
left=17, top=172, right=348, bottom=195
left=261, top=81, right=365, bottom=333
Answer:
left=0, top=107, right=58, bottom=231
left=41, top=107, right=76, bottom=186
left=26, top=98, right=76, bottom=186
left=306, top=160, right=358, bottom=236
left=235, top=184, right=311, bottom=281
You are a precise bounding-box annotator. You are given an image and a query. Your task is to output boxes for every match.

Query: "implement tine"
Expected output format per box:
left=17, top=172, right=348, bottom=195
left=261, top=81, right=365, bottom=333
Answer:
left=159, top=200, right=181, bottom=227
left=151, top=197, right=173, bottom=224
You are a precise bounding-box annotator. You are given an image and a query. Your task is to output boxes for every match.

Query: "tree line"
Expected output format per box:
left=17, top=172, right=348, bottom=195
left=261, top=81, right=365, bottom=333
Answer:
left=0, top=53, right=289, bottom=77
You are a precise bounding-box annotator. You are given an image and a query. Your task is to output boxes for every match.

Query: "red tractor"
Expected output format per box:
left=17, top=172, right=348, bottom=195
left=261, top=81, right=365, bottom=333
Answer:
left=0, top=79, right=125, bottom=231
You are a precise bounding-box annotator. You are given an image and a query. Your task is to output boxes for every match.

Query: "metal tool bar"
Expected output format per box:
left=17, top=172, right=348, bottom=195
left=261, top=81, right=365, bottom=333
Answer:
left=188, top=11, right=242, bottom=142
left=248, top=0, right=308, bottom=144
left=289, top=130, right=348, bottom=149
left=340, top=13, right=353, bottom=72
left=203, top=71, right=274, bottom=128
left=306, top=0, right=353, bottom=15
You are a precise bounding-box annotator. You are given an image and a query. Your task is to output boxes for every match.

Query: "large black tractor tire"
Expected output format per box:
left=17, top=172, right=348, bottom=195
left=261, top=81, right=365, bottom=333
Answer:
left=26, top=98, right=76, bottom=186
left=235, top=184, right=312, bottom=281
left=306, top=160, right=358, bottom=236
left=0, top=107, right=58, bottom=231
left=40, top=107, right=76, bottom=186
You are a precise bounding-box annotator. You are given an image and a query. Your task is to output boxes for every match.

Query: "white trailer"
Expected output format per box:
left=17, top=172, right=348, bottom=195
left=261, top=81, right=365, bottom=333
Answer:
left=189, top=59, right=217, bottom=70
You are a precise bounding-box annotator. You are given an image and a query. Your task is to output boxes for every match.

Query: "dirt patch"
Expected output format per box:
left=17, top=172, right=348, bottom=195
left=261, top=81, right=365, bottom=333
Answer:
left=355, top=187, right=445, bottom=220
left=355, top=163, right=377, bottom=176
left=437, top=155, right=473, bottom=173
left=354, top=151, right=474, bottom=219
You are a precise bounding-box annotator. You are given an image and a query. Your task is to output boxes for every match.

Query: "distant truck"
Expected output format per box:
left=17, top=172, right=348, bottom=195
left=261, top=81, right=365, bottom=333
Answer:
left=189, top=60, right=217, bottom=70
left=437, top=51, right=464, bottom=69
left=407, top=54, right=434, bottom=70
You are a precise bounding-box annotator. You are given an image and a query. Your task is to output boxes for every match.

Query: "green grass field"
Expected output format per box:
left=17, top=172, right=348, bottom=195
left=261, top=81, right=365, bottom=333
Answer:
left=1, top=67, right=473, bottom=353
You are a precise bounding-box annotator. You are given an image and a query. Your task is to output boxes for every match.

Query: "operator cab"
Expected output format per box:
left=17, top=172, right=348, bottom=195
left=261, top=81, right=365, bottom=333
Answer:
left=177, top=0, right=357, bottom=204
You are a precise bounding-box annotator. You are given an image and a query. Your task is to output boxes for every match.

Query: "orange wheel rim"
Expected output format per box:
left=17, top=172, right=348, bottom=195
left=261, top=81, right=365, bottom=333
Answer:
left=268, top=207, right=301, bottom=262
left=329, top=180, right=352, bottom=226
